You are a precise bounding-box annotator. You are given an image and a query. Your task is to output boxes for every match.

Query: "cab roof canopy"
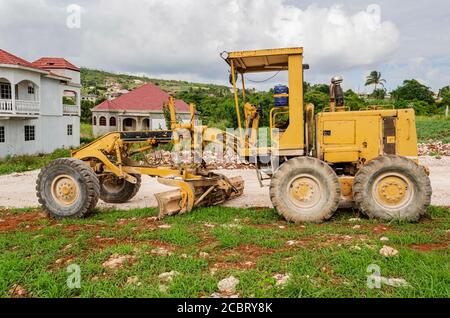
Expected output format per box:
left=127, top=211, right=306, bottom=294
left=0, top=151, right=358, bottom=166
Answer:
left=224, top=47, right=303, bottom=73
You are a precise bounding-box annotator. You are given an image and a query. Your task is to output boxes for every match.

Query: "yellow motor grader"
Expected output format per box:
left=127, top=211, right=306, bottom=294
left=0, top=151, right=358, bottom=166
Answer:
left=37, top=47, right=431, bottom=222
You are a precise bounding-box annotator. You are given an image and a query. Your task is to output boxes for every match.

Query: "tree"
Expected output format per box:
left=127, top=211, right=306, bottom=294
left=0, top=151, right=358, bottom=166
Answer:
left=391, top=79, right=434, bottom=105
left=81, top=100, right=95, bottom=124
left=439, top=86, right=450, bottom=106
left=344, top=90, right=366, bottom=110
left=371, top=88, right=386, bottom=100
left=365, top=71, right=386, bottom=92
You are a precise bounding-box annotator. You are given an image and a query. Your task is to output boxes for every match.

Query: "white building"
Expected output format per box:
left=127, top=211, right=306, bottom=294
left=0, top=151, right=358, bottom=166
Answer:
left=92, top=82, right=191, bottom=137
left=0, top=49, right=80, bottom=159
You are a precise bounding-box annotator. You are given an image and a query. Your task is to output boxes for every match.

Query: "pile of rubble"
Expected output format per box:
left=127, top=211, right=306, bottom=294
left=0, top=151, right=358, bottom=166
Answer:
left=418, top=141, right=450, bottom=157
left=144, top=150, right=254, bottom=170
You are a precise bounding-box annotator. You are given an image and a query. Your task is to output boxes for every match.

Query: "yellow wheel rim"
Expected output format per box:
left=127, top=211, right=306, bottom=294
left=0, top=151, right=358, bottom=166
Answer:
left=373, top=172, right=413, bottom=209
left=288, top=175, right=322, bottom=209
left=51, top=175, right=79, bottom=206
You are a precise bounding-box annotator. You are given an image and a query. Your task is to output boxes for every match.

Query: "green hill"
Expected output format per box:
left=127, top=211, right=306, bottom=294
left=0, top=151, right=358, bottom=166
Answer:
left=80, top=68, right=230, bottom=97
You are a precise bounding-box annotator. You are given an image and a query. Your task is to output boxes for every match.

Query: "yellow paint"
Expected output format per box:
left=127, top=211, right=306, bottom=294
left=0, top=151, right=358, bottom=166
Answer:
left=317, top=109, right=418, bottom=164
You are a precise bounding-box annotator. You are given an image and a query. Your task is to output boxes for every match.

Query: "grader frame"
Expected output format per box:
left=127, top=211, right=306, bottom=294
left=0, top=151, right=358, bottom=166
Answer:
left=37, top=47, right=432, bottom=223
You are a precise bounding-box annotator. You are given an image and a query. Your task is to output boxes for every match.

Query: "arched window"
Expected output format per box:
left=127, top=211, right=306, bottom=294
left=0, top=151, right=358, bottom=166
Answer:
left=93, top=116, right=97, bottom=125
left=99, top=116, right=107, bottom=126
left=124, top=118, right=133, bottom=127
left=109, top=117, right=117, bottom=127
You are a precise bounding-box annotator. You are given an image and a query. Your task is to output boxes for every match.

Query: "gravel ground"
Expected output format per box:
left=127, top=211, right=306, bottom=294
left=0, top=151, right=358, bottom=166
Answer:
left=0, top=156, right=449, bottom=209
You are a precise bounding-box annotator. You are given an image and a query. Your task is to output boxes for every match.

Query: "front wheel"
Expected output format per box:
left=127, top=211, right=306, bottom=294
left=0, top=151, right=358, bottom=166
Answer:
left=270, top=157, right=341, bottom=223
left=353, top=155, right=432, bottom=222
left=36, top=158, right=100, bottom=219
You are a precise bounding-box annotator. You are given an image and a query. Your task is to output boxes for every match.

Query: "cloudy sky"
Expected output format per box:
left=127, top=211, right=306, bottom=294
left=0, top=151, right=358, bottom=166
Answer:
left=1, top=0, right=449, bottom=92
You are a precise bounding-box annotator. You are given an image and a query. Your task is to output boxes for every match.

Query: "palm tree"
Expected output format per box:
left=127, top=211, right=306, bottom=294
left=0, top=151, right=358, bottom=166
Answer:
left=365, top=71, right=386, bottom=92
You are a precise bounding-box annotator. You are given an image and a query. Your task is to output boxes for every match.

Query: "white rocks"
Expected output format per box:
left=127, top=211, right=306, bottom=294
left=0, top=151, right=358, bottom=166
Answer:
left=151, top=247, right=173, bottom=257
left=380, top=236, right=390, bottom=242
left=418, top=142, right=450, bottom=156
left=273, top=274, right=290, bottom=286
left=159, top=271, right=180, bottom=284
left=102, top=254, right=135, bottom=270
left=379, top=245, right=399, bottom=257
left=382, top=277, right=411, bottom=288
left=352, top=225, right=362, bottom=230
left=349, top=218, right=361, bottom=223
left=158, top=224, right=172, bottom=229
left=286, top=240, right=298, bottom=246
left=218, top=276, right=240, bottom=294
left=199, top=252, right=210, bottom=259
left=158, top=271, right=180, bottom=293
left=126, top=276, right=142, bottom=286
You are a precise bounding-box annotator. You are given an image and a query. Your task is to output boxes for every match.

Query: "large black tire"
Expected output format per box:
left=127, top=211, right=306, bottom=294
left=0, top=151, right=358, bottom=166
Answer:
left=270, top=157, right=341, bottom=223
left=99, top=174, right=141, bottom=203
left=36, top=158, right=100, bottom=219
left=353, top=155, right=432, bottom=222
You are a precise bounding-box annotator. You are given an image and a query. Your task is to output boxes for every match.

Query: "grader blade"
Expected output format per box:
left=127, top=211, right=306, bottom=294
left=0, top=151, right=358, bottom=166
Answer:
left=155, top=175, right=244, bottom=219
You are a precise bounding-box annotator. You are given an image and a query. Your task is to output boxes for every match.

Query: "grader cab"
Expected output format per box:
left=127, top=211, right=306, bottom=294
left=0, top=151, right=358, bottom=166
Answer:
left=36, top=47, right=431, bottom=223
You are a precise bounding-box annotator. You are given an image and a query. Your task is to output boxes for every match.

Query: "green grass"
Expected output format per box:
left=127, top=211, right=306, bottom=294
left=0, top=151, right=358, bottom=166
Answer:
left=0, top=149, right=70, bottom=176
left=80, top=123, right=94, bottom=140
left=416, top=116, right=450, bottom=143
left=0, top=206, right=448, bottom=298
left=0, top=124, right=95, bottom=176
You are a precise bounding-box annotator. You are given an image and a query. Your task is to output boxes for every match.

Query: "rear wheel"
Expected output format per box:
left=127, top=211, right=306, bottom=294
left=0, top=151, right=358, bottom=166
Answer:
left=270, top=157, right=341, bottom=223
left=36, top=158, right=100, bottom=219
left=353, top=155, right=432, bottom=222
left=99, top=174, right=141, bottom=203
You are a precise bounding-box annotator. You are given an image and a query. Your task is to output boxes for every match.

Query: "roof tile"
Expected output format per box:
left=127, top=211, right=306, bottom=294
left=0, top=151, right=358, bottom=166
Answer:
left=93, top=83, right=190, bottom=112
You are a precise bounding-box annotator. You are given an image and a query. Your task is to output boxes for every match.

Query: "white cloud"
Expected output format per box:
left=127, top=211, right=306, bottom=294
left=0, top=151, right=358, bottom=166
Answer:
left=79, top=0, right=399, bottom=78
left=0, top=0, right=400, bottom=86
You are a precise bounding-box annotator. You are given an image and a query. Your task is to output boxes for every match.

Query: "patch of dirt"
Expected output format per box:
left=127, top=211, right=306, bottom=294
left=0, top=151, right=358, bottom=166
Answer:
left=210, top=244, right=275, bottom=273
left=0, top=211, right=47, bottom=232
left=102, top=254, right=137, bottom=270
left=371, top=225, right=393, bottom=234
left=409, top=242, right=449, bottom=252
left=321, top=234, right=369, bottom=246
left=9, top=284, right=29, bottom=298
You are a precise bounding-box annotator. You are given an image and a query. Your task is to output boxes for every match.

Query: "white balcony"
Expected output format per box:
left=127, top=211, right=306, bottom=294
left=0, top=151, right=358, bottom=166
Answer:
left=63, top=104, right=79, bottom=115
left=0, top=99, right=40, bottom=116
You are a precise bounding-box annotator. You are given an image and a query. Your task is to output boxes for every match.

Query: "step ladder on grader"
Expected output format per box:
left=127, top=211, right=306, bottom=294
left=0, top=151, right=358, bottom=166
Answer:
left=37, top=47, right=432, bottom=223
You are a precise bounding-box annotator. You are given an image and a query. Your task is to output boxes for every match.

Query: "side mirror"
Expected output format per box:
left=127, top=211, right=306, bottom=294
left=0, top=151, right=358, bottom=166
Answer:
left=303, top=64, right=310, bottom=70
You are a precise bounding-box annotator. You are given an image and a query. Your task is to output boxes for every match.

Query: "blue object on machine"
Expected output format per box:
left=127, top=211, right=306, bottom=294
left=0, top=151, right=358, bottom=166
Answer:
left=274, top=85, right=289, bottom=107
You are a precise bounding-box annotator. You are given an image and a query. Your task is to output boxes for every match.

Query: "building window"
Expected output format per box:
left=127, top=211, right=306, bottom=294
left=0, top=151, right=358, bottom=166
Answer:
left=67, top=124, right=73, bottom=136
left=0, top=83, right=11, bottom=99
left=0, top=127, right=4, bottom=143
left=93, top=116, right=97, bottom=125
left=28, top=84, right=35, bottom=95
left=124, top=118, right=133, bottom=127
left=25, top=125, right=35, bottom=141
left=110, top=117, right=117, bottom=127
left=99, top=116, right=107, bottom=126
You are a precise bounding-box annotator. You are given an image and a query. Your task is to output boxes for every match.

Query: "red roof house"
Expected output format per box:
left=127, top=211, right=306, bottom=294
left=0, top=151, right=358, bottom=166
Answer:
left=32, top=57, right=81, bottom=72
left=93, top=82, right=189, bottom=112
left=91, top=82, right=191, bottom=136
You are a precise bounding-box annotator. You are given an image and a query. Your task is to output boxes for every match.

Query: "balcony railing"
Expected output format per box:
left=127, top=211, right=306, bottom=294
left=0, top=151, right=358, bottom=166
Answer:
left=63, top=104, right=79, bottom=115
left=0, top=99, right=40, bottom=115
left=0, top=99, right=13, bottom=112
left=16, top=100, right=40, bottom=114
